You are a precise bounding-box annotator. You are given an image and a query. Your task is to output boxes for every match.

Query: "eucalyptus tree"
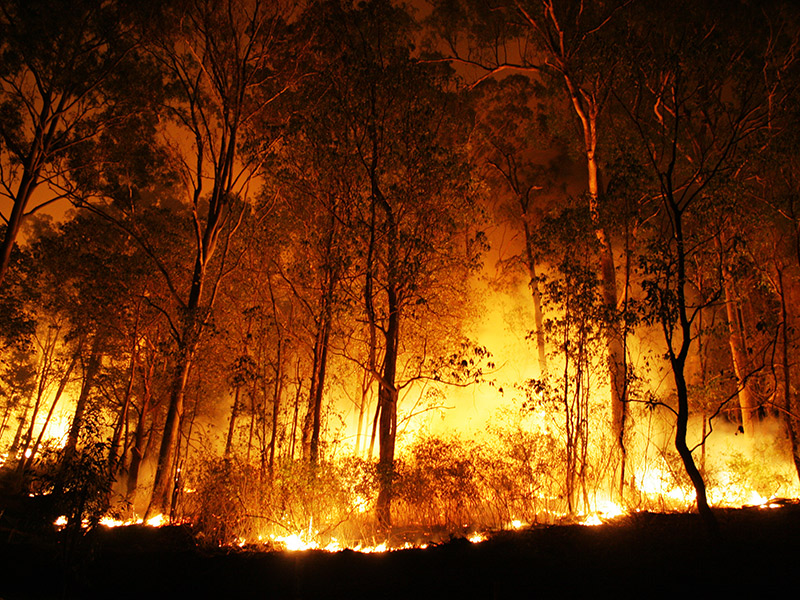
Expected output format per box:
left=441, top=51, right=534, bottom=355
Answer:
left=14, top=213, right=158, bottom=493
left=469, top=75, right=569, bottom=376
left=297, top=0, right=483, bottom=531
left=63, top=0, right=303, bottom=517
left=428, top=0, right=638, bottom=492
left=0, top=0, right=149, bottom=286
left=614, top=0, right=790, bottom=532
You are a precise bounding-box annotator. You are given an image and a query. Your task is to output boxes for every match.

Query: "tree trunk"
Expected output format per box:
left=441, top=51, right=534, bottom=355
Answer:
left=375, top=301, right=399, bottom=533
left=146, top=343, right=193, bottom=518
left=148, top=249, right=209, bottom=518
left=225, top=386, right=241, bottom=457
left=522, top=219, right=547, bottom=375
left=15, top=354, right=54, bottom=474
left=0, top=129, right=49, bottom=287
left=62, top=333, right=104, bottom=466
left=5, top=400, right=30, bottom=468
left=268, top=339, right=283, bottom=479
left=126, top=356, right=155, bottom=503
left=109, top=333, right=140, bottom=476
left=721, top=262, right=759, bottom=434
left=375, top=217, right=400, bottom=532
left=669, top=199, right=718, bottom=536
left=125, top=396, right=151, bottom=503
left=777, top=270, right=800, bottom=482
left=21, top=348, right=80, bottom=474
left=563, top=77, right=628, bottom=496
left=673, top=353, right=717, bottom=536
left=289, top=363, right=302, bottom=461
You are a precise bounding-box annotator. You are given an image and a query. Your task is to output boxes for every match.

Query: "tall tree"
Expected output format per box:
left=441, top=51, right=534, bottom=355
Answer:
left=0, top=0, right=144, bottom=285
left=617, top=0, right=782, bottom=532
left=69, top=0, right=301, bottom=517
left=301, top=0, right=482, bottom=530
left=429, top=0, right=635, bottom=493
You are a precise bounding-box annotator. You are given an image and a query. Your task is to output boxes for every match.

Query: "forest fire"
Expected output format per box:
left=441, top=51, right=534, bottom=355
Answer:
left=2, top=4, right=800, bottom=599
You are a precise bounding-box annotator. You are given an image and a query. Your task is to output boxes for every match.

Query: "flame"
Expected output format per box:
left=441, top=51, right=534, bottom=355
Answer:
left=146, top=514, right=168, bottom=527
left=54, top=513, right=170, bottom=530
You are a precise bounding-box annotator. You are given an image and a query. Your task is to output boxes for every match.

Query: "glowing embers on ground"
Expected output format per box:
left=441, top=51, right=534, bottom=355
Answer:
left=266, top=533, right=401, bottom=553
left=54, top=513, right=169, bottom=529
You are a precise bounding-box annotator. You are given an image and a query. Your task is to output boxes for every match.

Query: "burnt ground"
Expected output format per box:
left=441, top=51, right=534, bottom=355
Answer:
left=1, top=506, right=799, bottom=599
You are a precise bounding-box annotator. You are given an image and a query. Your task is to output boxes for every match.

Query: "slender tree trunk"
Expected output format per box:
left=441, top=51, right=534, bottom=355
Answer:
left=225, top=386, right=241, bottom=457
left=522, top=219, right=548, bottom=375
left=21, top=349, right=80, bottom=474
left=15, top=353, right=54, bottom=474
left=563, top=79, right=628, bottom=495
left=5, top=400, right=30, bottom=467
left=0, top=149, right=45, bottom=287
left=125, top=396, right=150, bottom=503
left=246, top=389, right=255, bottom=463
left=309, top=319, right=330, bottom=465
left=268, top=339, right=283, bottom=479
left=290, top=363, right=302, bottom=461
left=147, top=343, right=193, bottom=518
left=355, top=367, right=373, bottom=457
left=777, top=270, right=800, bottom=482
left=375, top=305, right=399, bottom=532
left=670, top=200, right=717, bottom=536
left=721, top=260, right=759, bottom=434
left=375, top=220, right=400, bottom=532
left=109, top=333, right=140, bottom=476
left=62, top=333, right=104, bottom=466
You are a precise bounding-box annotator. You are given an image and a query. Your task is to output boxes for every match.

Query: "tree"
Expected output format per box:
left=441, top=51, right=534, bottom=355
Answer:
left=66, top=0, right=302, bottom=517
left=428, top=0, right=636, bottom=494
left=0, top=0, right=147, bottom=285
left=617, top=0, right=782, bottom=532
left=298, top=0, right=483, bottom=531
left=470, top=75, right=566, bottom=376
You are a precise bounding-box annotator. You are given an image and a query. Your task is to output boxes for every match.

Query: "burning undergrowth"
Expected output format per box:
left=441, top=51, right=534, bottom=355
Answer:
left=110, top=417, right=797, bottom=553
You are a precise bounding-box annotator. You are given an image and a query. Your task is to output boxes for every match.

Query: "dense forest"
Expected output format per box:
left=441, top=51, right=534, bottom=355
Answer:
left=1, top=0, right=800, bottom=546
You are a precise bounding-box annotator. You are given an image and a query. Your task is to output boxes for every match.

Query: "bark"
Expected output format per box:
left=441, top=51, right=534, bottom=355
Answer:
left=522, top=218, right=548, bottom=375
left=777, top=270, right=800, bottom=482
left=561, top=71, right=628, bottom=496
left=309, top=319, right=331, bottom=465
left=224, top=386, right=241, bottom=457
left=673, top=354, right=717, bottom=536
left=61, top=333, right=104, bottom=466
left=126, top=358, right=154, bottom=502
left=268, top=339, right=283, bottom=479
left=267, top=272, right=285, bottom=479
left=373, top=181, right=401, bottom=533
left=669, top=199, right=718, bottom=536
left=125, top=398, right=150, bottom=502
left=302, top=316, right=331, bottom=465
left=146, top=339, right=194, bottom=518
left=375, top=295, right=399, bottom=532
left=721, top=261, right=759, bottom=434
left=289, top=362, right=302, bottom=461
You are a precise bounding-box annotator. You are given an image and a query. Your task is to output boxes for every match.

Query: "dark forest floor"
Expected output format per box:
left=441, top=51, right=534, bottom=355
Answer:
left=1, top=505, right=799, bottom=599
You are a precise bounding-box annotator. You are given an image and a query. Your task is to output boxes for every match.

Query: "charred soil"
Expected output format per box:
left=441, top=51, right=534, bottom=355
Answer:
left=1, top=506, right=798, bottom=599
